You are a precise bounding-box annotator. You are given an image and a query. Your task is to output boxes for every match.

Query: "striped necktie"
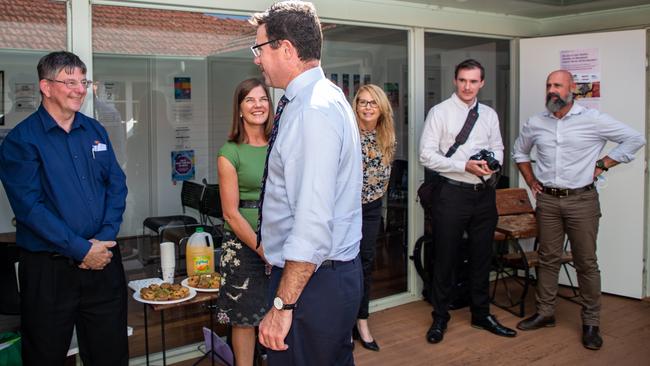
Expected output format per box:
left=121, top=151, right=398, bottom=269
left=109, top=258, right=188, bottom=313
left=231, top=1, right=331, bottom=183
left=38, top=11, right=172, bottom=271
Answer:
left=257, top=95, right=289, bottom=248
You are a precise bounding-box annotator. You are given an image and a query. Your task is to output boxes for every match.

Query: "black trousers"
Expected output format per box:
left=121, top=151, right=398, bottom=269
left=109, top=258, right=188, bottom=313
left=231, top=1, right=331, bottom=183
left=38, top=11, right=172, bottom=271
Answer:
left=19, top=246, right=128, bottom=366
left=267, top=257, right=362, bottom=366
left=430, top=181, right=497, bottom=322
left=358, top=198, right=383, bottom=319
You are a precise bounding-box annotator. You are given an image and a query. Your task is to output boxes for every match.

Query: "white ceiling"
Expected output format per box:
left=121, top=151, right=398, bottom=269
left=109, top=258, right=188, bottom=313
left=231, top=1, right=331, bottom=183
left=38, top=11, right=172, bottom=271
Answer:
left=391, top=0, right=650, bottom=18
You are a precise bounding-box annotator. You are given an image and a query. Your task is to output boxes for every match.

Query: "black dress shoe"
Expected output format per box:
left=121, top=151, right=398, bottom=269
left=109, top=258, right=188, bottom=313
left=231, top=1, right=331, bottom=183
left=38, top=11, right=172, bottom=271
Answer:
left=471, top=314, right=517, bottom=337
left=426, top=319, right=447, bottom=344
left=353, top=325, right=380, bottom=351
left=582, top=325, right=603, bottom=350
left=516, top=313, right=556, bottom=331
left=360, top=339, right=380, bottom=351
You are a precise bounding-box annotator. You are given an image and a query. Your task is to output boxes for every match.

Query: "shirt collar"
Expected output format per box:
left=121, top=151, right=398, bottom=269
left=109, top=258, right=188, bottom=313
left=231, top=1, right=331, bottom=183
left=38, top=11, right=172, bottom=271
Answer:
left=542, top=101, right=586, bottom=119
left=38, top=104, right=84, bottom=132
left=284, top=66, right=324, bottom=102
left=451, top=92, right=478, bottom=110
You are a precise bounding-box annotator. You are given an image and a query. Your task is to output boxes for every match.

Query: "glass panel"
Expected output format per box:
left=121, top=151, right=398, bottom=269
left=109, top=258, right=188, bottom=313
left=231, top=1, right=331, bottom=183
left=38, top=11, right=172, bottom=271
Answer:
left=92, top=5, right=258, bottom=358
left=321, top=25, right=410, bottom=299
left=0, top=0, right=67, bottom=232
left=93, top=4, right=410, bottom=359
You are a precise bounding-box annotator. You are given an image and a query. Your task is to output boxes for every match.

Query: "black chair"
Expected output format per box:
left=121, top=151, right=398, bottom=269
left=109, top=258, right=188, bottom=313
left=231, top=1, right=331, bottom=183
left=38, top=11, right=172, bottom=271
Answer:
left=200, top=178, right=223, bottom=227
left=140, top=180, right=204, bottom=263
left=386, top=159, right=407, bottom=232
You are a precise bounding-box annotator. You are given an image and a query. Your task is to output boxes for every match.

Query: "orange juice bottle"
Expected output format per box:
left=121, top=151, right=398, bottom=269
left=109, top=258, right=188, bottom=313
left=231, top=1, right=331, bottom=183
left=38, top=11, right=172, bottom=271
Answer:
left=185, top=227, right=214, bottom=276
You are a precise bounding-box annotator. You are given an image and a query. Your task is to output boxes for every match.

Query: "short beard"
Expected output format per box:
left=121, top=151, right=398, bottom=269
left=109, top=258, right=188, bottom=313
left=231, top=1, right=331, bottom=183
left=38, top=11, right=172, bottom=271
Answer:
left=546, top=92, right=573, bottom=113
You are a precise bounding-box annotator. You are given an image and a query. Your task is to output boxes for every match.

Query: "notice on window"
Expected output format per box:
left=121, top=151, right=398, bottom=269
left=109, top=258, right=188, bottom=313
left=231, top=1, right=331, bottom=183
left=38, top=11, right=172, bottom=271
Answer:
left=175, top=126, right=191, bottom=149
left=15, top=83, right=37, bottom=111
left=560, top=48, right=600, bottom=109
left=171, top=150, right=195, bottom=182
left=173, top=77, right=193, bottom=122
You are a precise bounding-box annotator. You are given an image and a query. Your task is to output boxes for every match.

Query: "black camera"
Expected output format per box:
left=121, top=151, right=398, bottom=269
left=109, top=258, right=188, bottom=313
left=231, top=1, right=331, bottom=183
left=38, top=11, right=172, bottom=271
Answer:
left=469, top=149, right=501, bottom=171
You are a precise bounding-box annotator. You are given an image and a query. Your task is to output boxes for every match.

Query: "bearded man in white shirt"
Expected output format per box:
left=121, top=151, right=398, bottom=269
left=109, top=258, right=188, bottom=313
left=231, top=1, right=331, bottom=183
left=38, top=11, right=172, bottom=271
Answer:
left=513, top=69, right=645, bottom=350
left=419, top=59, right=517, bottom=344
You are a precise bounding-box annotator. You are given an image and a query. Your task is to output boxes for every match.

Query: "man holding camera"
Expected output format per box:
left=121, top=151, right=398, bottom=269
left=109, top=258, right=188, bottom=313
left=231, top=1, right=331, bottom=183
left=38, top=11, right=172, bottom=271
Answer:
left=419, top=59, right=516, bottom=344
left=513, top=69, right=645, bottom=350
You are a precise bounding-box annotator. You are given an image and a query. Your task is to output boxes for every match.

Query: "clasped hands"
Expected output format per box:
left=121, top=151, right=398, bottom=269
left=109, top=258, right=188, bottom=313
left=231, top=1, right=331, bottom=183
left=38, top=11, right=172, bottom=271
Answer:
left=79, top=239, right=115, bottom=270
left=465, top=159, right=496, bottom=177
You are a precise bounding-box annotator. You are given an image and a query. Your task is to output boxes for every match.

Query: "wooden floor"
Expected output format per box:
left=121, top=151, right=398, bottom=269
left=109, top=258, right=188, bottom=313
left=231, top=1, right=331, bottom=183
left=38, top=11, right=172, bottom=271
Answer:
left=177, top=292, right=650, bottom=366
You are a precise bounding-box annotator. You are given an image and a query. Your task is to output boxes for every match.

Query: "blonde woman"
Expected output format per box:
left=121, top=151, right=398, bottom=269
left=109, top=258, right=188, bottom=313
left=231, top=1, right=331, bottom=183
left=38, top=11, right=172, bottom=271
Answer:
left=352, top=84, right=396, bottom=351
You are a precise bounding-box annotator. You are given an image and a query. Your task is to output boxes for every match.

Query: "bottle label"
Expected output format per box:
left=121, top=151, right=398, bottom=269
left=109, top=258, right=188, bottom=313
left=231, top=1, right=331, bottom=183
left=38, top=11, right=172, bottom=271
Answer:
left=193, top=256, right=211, bottom=273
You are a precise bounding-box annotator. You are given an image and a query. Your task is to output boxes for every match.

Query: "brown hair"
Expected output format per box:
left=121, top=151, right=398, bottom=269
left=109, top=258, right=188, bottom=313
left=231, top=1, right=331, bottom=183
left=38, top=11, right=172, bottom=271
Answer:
left=228, top=78, right=274, bottom=144
left=352, top=84, right=396, bottom=165
left=249, top=1, right=322, bottom=62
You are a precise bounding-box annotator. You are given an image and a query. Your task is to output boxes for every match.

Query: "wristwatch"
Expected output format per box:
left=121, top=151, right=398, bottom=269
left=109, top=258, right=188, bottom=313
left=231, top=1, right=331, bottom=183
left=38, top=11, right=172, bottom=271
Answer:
left=596, top=159, right=608, bottom=172
left=273, top=296, right=297, bottom=311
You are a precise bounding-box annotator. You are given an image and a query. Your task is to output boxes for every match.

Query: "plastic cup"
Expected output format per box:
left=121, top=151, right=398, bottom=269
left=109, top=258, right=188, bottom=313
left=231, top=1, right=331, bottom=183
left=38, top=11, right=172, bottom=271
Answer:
left=161, top=265, right=175, bottom=283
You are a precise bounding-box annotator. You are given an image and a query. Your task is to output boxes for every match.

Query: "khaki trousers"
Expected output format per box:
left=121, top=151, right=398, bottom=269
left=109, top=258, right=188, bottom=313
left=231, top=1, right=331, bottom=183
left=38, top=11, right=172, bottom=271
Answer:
left=535, top=188, right=602, bottom=326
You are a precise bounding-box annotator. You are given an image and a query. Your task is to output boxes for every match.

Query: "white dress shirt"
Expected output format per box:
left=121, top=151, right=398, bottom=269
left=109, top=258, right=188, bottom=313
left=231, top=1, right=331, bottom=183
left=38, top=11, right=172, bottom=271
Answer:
left=512, top=103, right=646, bottom=189
left=419, top=93, right=504, bottom=184
left=261, top=67, right=362, bottom=269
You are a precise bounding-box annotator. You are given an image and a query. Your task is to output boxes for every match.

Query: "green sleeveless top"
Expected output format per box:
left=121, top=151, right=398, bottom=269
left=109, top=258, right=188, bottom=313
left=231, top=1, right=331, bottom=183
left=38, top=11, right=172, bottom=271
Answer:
left=217, top=141, right=267, bottom=232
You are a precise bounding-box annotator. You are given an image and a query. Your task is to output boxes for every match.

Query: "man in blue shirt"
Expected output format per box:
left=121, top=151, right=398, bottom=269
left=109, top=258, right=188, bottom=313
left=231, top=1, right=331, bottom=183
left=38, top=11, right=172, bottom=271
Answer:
left=250, top=2, right=363, bottom=365
left=0, top=51, right=128, bottom=365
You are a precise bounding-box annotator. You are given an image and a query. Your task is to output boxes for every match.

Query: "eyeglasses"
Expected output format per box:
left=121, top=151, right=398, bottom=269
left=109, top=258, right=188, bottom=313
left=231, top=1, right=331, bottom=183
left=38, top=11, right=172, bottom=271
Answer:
left=47, top=79, right=93, bottom=89
left=357, top=99, right=379, bottom=108
left=250, top=39, right=279, bottom=58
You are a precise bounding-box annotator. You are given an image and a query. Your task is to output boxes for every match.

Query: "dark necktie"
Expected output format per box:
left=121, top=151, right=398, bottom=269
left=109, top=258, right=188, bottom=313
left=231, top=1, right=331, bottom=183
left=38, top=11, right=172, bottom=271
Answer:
left=257, top=95, right=289, bottom=248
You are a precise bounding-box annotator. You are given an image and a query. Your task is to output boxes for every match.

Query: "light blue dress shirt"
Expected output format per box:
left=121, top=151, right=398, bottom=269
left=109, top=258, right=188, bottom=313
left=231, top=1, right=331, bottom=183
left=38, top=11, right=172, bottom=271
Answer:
left=513, top=103, right=646, bottom=189
left=261, top=67, right=362, bottom=269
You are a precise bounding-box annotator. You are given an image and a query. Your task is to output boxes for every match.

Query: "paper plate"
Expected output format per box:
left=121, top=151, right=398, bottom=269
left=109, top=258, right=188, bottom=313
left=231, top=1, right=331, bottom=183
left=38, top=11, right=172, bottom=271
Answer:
left=133, top=287, right=197, bottom=305
left=181, top=277, right=220, bottom=293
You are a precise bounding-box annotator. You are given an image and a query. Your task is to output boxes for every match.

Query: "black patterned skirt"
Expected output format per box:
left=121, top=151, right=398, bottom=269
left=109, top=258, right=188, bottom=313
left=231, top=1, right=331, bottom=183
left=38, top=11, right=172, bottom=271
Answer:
left=216, top=231, right=269, bottom=326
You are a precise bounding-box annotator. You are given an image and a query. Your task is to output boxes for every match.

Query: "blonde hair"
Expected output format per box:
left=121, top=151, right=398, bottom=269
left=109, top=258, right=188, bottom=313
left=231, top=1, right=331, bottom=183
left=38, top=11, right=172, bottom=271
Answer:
left=353, top=84, right=396, bottom=165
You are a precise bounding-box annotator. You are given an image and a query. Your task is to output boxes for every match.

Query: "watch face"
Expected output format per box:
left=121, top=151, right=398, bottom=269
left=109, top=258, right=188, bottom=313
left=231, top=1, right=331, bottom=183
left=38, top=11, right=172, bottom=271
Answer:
left=273, top=296, right=283, bottom=310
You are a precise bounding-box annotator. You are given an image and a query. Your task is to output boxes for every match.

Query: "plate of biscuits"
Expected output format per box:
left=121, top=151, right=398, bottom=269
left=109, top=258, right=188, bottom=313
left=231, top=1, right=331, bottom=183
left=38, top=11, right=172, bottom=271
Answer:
left=181, top=273, right=221, bottom=292
left=133, top=282, right=196, bottom=305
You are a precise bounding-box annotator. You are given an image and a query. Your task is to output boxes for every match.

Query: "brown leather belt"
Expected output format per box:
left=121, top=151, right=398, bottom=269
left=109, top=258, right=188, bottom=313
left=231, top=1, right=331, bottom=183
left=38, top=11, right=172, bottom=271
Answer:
left=542, top=183, right=595, bottom=198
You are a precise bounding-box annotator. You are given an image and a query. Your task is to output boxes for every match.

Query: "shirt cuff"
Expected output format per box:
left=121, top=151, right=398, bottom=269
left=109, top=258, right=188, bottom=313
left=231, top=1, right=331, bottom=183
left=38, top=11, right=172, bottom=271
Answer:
left=282, top=236, right=325, bottom=269
left=69, top=237, right=92, bottom=262
left=512, top=153, right=531, bottom=163
left=94, top=225, right=118, bottom=242
left=452, top=160, right=467, bottom=173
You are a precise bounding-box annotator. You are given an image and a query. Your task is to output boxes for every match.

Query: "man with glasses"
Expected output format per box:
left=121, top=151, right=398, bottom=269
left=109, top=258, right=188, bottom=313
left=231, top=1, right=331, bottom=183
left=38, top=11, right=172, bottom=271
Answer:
left=0, top=51, right=128, bottom=365
left=250, top=2, right=363, bottom=365
left=419, top=59, right=517, bottom=344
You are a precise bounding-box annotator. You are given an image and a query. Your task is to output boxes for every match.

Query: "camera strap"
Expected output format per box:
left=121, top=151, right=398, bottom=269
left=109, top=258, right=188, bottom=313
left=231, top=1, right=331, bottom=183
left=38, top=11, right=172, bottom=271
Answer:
left=444, top=101, right=480, bottom=158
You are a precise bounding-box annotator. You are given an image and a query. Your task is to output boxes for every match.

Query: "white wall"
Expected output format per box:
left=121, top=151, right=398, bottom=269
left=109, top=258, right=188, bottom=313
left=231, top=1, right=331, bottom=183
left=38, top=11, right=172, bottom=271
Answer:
left=519, top=30, right=647, bottom=298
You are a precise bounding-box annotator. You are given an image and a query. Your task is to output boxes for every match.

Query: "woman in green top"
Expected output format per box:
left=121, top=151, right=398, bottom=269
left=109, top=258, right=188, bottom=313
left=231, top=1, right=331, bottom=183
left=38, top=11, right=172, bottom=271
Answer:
left=216, top=78, right=273, bottom=365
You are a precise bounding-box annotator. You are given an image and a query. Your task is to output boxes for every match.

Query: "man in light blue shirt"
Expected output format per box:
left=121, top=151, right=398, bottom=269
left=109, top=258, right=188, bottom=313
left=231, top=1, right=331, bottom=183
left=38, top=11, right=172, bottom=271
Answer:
left=250, top=2, right=362, bottom=365
left=513, top=70, right=645, bottom=351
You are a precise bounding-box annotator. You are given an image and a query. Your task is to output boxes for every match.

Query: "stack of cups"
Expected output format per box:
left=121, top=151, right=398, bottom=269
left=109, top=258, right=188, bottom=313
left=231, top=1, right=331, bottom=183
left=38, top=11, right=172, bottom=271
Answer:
left=160, top=242, right=176, bottom=283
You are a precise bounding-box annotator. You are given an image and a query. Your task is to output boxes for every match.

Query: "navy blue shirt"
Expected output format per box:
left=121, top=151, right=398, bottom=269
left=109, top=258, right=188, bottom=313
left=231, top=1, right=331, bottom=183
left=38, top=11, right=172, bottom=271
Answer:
left=0, top=105, right=127, bottom=261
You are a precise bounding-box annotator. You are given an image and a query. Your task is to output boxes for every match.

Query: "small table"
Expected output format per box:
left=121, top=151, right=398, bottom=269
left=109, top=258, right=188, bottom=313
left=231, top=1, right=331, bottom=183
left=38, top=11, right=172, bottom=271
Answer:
left=139, top=290, right=220, bottom=366
left=0, top=232, right=16, bottom=245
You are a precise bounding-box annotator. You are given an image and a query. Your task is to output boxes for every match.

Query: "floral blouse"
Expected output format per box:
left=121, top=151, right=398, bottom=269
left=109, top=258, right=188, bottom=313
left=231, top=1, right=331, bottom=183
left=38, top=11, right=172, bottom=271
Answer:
left=360, top=130, right=393, bottom=204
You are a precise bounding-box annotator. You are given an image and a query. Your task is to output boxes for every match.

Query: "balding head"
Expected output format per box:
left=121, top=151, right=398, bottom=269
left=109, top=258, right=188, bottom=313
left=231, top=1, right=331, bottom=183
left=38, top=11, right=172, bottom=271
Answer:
left=546, top=70, right=573, bottom=86
left=545, top=69, right=575, bottom=115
